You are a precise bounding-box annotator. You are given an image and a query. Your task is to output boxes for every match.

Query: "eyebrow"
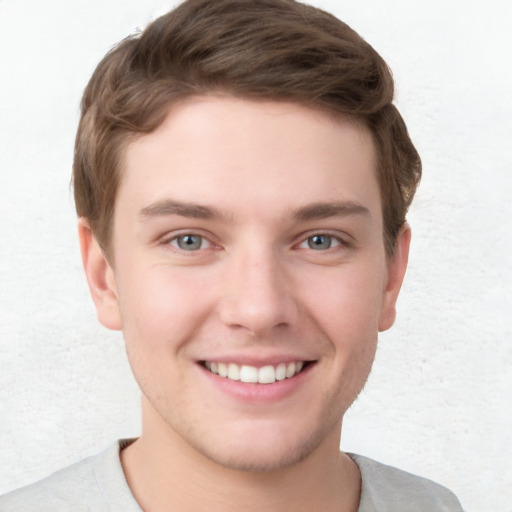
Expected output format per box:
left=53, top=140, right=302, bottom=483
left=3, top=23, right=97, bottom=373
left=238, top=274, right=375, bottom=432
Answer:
left=139, top=199, right=370, bottom=223
left=139, top=199, right=225, bottom=221
left=292, top=201, right=370, bottom=221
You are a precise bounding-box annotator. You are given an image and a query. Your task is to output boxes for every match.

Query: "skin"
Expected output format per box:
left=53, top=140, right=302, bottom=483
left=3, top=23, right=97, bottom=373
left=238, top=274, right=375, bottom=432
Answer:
left=79, top=97, right=410, bottom=512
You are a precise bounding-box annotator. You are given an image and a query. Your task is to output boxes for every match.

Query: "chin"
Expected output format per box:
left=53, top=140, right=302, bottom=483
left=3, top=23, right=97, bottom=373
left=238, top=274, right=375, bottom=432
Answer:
left=189, top=418, right=335, bottom=473
left=201, top=439, right=317, bottom=473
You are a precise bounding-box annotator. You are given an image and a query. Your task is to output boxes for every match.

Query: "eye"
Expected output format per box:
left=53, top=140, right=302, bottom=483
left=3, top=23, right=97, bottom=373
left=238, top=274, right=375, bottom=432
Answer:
left=170, top=234, right=211, bottom=251
left=300, top=234, right=341, bottom=251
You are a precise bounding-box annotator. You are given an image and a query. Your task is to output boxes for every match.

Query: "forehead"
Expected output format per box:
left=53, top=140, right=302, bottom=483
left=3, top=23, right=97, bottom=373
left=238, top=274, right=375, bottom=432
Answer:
left=119, top=96, right=380, bottom=222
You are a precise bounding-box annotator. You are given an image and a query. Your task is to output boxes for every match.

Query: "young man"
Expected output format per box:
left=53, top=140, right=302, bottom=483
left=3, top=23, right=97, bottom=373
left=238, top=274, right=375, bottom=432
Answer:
left=0, top=0, right=464, bottom=510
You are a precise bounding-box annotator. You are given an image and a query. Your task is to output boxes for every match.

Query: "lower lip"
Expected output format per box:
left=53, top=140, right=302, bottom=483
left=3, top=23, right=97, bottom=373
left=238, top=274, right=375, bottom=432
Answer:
left=198, top=363, right=315, bottom=403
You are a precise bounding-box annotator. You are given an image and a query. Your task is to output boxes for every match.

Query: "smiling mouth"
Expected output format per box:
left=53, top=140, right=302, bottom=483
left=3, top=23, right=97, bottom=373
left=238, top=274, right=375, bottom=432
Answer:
left=201, top=361, right=312, bottom=384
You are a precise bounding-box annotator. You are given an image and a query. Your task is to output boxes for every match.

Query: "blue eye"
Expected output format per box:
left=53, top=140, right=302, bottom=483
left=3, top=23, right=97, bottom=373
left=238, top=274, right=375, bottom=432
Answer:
left=171, top=234, right=208, bottom=251
left=302, top=234, right=340, bottom=250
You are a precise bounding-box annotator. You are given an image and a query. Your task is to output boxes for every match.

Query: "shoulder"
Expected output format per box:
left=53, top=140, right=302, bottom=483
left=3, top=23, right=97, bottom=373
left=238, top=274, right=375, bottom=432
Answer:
left=349, top=454, right=464, bottom=512
left=0, top=440, right=140, bottom=512
left=0, top=452, right=102, bottom=512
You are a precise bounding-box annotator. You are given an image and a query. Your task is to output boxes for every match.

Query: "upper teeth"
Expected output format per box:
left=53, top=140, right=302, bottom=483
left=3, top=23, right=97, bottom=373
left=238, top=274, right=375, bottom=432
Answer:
left=205, top=361, right=304, bottom=384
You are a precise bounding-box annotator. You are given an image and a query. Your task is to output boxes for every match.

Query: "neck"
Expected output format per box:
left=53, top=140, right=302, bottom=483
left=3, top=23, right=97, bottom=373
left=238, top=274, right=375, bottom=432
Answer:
left=121, top=402, right=361, bottom=512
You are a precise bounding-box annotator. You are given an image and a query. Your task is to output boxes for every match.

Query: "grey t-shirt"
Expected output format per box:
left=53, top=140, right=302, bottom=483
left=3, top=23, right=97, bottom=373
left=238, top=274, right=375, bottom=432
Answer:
left=0, top=440, right=464, bottom=511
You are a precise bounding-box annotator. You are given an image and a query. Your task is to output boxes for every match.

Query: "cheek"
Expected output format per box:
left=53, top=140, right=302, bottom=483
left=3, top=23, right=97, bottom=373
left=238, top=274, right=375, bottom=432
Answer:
left=302, top=261, right=386, bottom=339
left=116, top=265, right=214, bottom=353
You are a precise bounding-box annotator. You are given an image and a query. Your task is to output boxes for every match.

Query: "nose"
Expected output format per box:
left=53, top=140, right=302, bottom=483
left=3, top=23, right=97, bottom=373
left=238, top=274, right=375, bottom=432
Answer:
left=218, top=247, right=299, bottom=336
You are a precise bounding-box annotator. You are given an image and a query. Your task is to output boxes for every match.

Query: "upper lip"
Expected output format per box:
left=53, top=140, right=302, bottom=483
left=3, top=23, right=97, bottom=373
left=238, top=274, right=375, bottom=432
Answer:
left=197, top=354, right=317, bottom=367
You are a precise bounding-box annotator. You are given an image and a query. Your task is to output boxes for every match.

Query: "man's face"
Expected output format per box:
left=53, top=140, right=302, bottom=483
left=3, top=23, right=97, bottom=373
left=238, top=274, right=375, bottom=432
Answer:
left=86, top=97, right=408, bottom=471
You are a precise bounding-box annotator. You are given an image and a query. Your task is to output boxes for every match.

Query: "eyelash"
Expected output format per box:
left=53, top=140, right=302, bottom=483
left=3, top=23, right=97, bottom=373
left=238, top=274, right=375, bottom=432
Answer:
left=162, top=231, right=348, bottom=253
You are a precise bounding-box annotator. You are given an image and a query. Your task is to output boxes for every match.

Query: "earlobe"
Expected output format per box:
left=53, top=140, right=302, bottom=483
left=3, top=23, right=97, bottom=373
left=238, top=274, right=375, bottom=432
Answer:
left=78, top=218, right=122, bottom=330
left=378, top=223, right=411, bottom=332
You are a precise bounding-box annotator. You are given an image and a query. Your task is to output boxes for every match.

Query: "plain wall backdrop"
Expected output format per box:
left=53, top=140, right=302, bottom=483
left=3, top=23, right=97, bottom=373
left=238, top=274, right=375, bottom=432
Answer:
left=0, top=1, right=511, bottom=510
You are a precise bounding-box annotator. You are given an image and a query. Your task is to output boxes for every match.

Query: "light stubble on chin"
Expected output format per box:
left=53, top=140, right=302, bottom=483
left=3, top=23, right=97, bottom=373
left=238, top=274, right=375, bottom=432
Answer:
left=198, top=427, right=329, bottom=473
left=168, top=391, right=347, bottom=474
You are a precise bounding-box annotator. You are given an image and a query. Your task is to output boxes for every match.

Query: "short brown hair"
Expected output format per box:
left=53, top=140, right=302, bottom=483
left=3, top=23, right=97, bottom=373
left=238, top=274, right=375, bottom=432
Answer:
left=73, top=0, right=421, bottom=257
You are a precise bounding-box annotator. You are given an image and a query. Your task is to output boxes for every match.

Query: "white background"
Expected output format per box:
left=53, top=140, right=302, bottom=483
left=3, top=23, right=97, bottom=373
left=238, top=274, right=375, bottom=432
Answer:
left=0, top=1, right=511, bottom=510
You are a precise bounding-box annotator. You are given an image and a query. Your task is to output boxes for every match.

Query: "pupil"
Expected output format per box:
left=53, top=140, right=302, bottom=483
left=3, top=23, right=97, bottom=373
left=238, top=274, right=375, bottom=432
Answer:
left=309, top=235, right=331, bottom=250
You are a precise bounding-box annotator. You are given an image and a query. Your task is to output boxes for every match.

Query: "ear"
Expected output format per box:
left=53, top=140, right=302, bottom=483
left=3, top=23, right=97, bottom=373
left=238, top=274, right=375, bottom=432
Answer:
left=378, top=223, right=411, bottom=332
left=78, top=218, right=122, bottom=330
